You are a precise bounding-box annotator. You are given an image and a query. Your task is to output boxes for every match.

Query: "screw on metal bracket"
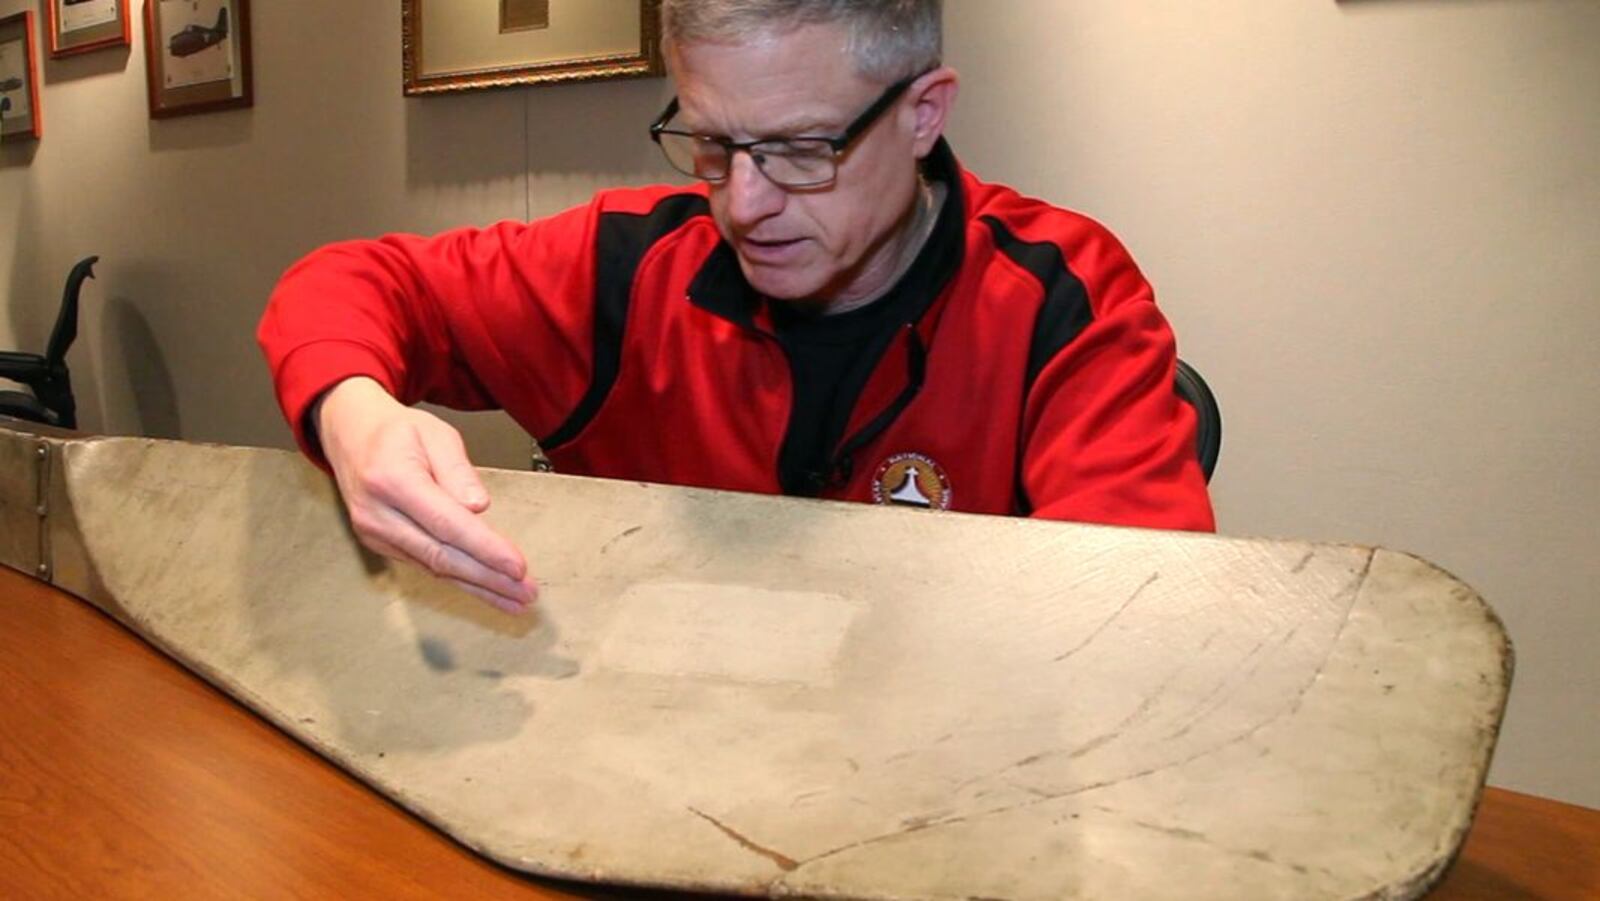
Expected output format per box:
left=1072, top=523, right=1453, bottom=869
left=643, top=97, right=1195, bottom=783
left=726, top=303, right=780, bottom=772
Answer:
left=34, top=441, right=52, bottom=582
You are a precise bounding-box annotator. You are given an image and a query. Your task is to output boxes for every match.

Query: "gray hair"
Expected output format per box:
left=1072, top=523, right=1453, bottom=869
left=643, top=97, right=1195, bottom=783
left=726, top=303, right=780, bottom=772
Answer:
left=661, top=0, right=942, bottom=83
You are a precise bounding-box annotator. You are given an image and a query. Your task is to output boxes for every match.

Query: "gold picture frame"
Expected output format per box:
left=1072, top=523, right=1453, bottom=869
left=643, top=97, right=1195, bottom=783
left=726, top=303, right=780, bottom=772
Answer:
left=403, top=0, right=664, bottom=96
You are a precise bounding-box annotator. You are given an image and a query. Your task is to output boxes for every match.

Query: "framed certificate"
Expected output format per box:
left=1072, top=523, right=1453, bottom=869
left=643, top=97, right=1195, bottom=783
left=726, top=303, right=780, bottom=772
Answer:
left=0, top=11, right=43, bottom=142
left=46, top=0, right=133, bottom=58
left=403, top=0, right=664, bottom=95
left=142, top=0, right=253, bottom=119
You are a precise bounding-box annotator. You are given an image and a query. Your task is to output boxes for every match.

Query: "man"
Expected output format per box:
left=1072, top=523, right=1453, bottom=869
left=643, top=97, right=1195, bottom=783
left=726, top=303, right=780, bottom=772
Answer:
left=257, top=0, right=1214, bottom=616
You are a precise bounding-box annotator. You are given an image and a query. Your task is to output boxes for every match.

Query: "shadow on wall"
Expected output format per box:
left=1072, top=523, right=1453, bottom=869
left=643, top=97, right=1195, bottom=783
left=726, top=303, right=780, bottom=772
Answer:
left=520, top=77, right=675, bottom=175
left=403, top=75, right=675, bottom=191
left=148, top=106, right=254, bottom=154
left=404, top=87, right=526, bottom=191
left=0, top=133, right=38, bottom=169
left=2, top=174, right=44, bottom=351
left=42, top=44, right=131, bottom=84
left=102, top=293, right=181, bottom=439
left=1334, top=0, right=1520, bottom=9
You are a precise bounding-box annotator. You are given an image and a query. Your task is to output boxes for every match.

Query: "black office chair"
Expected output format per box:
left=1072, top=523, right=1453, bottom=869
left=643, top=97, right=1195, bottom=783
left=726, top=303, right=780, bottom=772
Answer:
left=0, top=256, right=99, bottom=429
left=1174, top=358, right=1221, bottom=483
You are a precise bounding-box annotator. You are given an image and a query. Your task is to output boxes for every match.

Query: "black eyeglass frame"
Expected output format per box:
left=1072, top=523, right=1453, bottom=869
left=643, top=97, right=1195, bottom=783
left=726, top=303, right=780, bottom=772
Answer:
left=648, top=71, right=927, bottom=187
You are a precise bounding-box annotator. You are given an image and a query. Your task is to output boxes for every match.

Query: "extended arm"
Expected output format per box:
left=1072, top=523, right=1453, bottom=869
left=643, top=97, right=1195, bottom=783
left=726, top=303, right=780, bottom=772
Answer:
left=258, top=211, right=604, bottom=610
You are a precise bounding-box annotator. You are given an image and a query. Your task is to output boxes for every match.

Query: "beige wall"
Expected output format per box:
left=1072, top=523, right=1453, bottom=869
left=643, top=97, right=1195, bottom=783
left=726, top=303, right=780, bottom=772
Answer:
left=2, top=1, right=1596, bottom=806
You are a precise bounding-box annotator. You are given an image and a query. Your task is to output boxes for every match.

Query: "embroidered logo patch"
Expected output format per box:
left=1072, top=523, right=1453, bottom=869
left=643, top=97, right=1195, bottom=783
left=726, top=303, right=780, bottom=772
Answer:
left=871, top=453, right=952, bottom=511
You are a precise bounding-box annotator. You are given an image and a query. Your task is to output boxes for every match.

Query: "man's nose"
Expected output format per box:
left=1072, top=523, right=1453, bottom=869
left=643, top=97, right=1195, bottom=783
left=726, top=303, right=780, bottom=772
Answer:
left=722, top=150, right=786, bottom=228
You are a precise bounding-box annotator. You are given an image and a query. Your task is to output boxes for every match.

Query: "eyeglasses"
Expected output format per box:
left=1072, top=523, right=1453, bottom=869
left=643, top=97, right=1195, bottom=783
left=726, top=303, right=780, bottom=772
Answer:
left=649, top=72, right=924, bottom=189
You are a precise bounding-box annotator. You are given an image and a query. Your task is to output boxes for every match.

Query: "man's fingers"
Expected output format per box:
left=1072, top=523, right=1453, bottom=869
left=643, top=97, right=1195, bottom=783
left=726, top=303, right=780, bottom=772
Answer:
left=446, top=578, right=532, bottom=615
left=354, top=516, right=533, bottom=613
left=367, top=463, right=528, bottom=582
left=372, top=506, right=537, bottom=605
left=416, top=421, right=490, bottom=512
left=358, top=533, right=406, bottom=563
left=318, top=393, right=535, bottom=612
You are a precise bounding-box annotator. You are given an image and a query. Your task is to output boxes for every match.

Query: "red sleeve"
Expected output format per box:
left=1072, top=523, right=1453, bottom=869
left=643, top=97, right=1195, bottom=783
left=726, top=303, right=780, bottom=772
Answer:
left=255, top=203, right=604, bottom=464
left=1018, top=228, right=1216, bottom=533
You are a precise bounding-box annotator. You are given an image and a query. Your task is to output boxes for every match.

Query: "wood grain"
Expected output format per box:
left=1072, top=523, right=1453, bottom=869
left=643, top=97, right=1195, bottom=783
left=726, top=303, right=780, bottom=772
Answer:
left=0, top=565, right=583, bottom=900
left=1435, top=787, right=1600, bottom=899
left=1, top=565, right=1591, bottom=899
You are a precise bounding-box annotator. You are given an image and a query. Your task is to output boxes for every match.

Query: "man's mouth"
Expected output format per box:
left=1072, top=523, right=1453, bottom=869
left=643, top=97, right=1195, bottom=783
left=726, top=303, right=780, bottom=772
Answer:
left=738, top=236, right=806, bottom=264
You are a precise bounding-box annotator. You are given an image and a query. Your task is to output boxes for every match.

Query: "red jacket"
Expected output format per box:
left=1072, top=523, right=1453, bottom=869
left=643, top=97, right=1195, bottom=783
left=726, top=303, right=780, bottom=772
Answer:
left=258, top=142, right=1214, bottom=531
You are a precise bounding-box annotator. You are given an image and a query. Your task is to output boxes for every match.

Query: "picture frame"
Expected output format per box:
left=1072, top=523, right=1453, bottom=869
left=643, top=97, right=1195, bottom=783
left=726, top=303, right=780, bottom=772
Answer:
left=402, top=0, right=664, bottom=96
left=46, top=0, right=132, bottom=58
left=0, top=11, right=43, bottom=142
left=142, top=0, right=252, bottom=119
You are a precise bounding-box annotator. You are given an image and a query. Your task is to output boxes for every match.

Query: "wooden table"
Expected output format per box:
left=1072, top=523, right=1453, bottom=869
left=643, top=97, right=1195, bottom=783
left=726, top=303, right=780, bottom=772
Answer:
left=2, top=566, right=1594, bottom=899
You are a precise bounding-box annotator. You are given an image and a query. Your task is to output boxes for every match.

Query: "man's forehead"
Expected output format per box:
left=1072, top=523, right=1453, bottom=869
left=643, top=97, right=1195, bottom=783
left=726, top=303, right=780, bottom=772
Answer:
left=671, top=69, right=869, bottom=138
left=667, top=24, right=867, bottom=137
left=674, top=94, right=843, bottom=138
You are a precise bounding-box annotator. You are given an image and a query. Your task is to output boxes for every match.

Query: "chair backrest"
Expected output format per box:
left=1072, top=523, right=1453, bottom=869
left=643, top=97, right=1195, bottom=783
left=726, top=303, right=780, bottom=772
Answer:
left=45, top=256, right=99, bottom=365
left=1174, top=358, right=1221, bottom=483
left=0, top=256, right=99, bottom=429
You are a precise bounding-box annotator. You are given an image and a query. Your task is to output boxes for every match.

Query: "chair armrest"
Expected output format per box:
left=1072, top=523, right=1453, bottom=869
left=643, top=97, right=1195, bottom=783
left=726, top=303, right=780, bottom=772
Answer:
left=0, top=350, right=49, bottom=384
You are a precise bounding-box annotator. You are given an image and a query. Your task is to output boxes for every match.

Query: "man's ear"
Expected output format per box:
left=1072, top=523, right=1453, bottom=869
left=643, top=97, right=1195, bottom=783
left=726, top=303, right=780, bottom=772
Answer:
left=910, top=67, right=960, bottom=159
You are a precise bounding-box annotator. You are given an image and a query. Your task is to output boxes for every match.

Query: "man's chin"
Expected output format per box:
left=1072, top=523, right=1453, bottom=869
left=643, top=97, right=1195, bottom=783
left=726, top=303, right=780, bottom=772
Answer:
left=737, top=261, right=829, bottom=303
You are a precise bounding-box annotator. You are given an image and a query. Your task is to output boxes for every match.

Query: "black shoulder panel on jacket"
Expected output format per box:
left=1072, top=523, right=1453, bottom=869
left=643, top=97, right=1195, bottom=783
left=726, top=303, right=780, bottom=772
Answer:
left=983, top=216, right=1096, bottom=516
left=981, top=216, right=1095, bottom=392
left=542, top=194, right=710, bottom=450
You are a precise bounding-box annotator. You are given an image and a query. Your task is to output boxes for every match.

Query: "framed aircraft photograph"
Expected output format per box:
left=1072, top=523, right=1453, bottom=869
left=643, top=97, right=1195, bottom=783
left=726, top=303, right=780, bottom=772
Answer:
left=142, top=0, right=252, bottom=119
left=402, top=0, right=664, bottom=96
left=46, top=0, right=132, bottom=58
left=0, top=11, right=43, bottom=142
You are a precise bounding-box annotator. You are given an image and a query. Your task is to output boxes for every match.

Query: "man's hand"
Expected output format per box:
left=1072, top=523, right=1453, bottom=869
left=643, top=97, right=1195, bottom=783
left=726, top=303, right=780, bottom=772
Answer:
left=315, top=377, right=537, bottom=614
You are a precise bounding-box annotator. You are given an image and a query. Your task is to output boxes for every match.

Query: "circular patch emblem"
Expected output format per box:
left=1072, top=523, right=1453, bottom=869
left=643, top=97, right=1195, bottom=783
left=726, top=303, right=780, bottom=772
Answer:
left=871, top=453, right=952, bottom=511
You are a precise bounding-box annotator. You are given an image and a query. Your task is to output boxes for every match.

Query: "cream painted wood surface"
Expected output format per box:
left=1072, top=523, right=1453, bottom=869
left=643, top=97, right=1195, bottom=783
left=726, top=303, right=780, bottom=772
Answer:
left=0, top=425, right=1511, bottom=899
